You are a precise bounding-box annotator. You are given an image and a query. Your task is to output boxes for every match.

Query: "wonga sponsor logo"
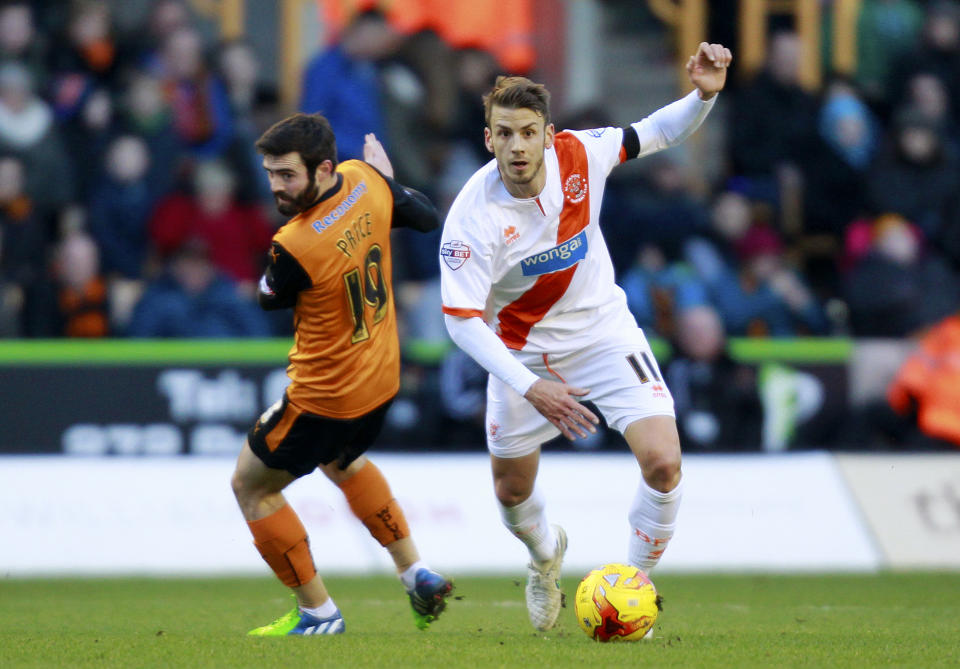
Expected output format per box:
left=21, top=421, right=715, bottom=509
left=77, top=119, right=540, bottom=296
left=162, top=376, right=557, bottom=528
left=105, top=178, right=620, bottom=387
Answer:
left=441, top=240, right=471, bottom=270
left=520, top=229, right=588, bottom=276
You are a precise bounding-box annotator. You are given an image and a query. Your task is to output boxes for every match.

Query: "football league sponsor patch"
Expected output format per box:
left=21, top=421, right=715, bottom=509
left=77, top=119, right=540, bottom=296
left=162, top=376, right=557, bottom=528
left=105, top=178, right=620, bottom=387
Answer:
left=441, top=240, right=471, bottom=270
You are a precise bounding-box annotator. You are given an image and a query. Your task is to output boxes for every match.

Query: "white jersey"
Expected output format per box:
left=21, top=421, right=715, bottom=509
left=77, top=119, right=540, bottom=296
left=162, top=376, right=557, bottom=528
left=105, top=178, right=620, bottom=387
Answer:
left=440, top=126, right=632, bottom=355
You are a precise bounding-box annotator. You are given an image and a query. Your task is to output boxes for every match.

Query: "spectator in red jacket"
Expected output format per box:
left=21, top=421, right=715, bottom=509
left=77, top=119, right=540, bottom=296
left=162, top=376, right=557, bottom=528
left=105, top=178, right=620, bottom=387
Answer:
left=148, top=159, right=275, bottom=292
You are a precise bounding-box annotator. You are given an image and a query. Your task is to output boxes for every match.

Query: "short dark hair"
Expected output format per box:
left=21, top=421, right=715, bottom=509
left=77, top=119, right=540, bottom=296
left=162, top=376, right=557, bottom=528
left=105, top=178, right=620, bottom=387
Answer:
left=482, top=76, right=551, bottom=127
left=255, top=112, right=337, bottom=176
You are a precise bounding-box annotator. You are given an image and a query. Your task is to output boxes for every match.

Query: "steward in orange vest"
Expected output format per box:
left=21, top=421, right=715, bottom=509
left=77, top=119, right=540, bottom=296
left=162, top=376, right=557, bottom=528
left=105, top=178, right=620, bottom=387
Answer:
left=887, top=314, right=960, bottom=447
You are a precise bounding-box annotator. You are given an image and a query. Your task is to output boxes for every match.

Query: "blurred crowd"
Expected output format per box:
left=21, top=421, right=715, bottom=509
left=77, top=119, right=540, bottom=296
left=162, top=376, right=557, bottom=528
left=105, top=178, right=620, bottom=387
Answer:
left=616, top=1, right=960, bottom=348
left=1, top=0, right=959, bottom=450
left=619, top=0, right=960, bottom=453
left=0, top=0, right=283, bottom=338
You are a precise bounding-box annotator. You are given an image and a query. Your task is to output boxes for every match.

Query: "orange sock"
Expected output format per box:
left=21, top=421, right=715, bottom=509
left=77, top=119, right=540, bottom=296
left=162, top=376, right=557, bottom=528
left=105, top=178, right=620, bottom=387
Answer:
left=339, top=460, right=410, bottom=546
left=247, top=504, right=317, bottom=588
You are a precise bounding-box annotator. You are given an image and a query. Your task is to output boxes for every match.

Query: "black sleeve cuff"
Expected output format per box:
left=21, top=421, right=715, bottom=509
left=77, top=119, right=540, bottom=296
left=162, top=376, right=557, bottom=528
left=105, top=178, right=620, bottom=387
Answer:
left=621, top=125, right=640, bottom=161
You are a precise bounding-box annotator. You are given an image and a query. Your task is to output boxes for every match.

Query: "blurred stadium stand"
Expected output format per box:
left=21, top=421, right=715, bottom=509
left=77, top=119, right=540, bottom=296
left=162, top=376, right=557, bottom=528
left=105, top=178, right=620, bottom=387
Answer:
left=0, top=0, right=959, bottom=454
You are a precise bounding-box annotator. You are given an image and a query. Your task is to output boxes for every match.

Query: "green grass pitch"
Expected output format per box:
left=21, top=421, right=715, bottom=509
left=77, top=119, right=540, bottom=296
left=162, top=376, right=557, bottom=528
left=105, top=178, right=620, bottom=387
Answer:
left=2, top=572, right=959, bottom=668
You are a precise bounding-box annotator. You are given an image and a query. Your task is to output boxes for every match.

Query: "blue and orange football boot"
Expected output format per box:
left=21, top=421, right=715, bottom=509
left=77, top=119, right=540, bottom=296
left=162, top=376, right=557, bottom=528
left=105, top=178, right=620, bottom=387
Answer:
left=407, top=568, right=454, bottom=630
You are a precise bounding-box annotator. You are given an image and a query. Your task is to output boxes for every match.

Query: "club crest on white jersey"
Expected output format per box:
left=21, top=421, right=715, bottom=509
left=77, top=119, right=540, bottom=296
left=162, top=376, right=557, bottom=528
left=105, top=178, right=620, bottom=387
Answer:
left=563, top=173, right=588, bottom=203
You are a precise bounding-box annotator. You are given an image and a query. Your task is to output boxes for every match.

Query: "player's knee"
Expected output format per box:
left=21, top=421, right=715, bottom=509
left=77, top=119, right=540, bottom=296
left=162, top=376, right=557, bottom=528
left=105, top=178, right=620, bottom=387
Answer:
left=642, top=450, right=682, bottom=492
left=231, top=471, right=276, bottom=519
left=494, top=477, right=533, bottom=507
left=230, top=466, right=257, bottom=506
left=230, top=467, right=245, bottom=500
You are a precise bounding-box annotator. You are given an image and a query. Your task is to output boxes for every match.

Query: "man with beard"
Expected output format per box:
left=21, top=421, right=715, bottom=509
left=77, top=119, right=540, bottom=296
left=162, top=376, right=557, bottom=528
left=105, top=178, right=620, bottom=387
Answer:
left=231, top=113, right=451, bottom=635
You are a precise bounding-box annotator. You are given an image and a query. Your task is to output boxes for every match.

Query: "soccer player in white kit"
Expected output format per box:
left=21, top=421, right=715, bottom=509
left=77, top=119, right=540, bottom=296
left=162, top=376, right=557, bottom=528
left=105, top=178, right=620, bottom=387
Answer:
left=439, top=42, right=732, bottom=632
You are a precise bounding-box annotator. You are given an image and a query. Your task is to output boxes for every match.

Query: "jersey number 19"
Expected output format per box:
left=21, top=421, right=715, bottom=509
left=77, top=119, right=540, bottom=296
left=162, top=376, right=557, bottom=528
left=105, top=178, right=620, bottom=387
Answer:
left=342, top=243, right=388, bottom=344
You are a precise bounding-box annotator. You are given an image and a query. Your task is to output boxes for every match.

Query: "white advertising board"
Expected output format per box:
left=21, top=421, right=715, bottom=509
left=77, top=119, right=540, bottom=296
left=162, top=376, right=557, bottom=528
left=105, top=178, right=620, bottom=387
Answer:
left=835, top=454, right=960, bottom=568
left=0, top=452, right=879, bottom=576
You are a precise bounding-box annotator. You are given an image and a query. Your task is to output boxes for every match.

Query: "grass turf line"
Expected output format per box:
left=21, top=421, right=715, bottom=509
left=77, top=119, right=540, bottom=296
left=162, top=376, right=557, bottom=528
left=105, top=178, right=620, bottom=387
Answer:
left=1, top=572, right=959, bottom=668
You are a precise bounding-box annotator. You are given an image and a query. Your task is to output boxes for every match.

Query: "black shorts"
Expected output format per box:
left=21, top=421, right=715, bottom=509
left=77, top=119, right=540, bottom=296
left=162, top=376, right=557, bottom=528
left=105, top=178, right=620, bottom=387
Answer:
left=247, top=394, right=393, bottom=478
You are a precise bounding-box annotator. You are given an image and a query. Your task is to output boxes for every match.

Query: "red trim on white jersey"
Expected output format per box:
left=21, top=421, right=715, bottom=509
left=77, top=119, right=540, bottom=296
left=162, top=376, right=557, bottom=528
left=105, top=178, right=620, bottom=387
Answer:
left=534, top=196, right=546, bottom=216
left=442, top=306, right=484, bottom=318
left=542, top=353, right=567, bottom=383
left=495, top=132, right=591, bottom=350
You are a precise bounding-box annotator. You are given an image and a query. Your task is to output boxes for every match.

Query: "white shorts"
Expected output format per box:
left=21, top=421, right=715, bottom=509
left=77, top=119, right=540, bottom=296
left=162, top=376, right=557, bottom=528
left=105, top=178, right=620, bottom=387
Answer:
left=485, top=328, right=675, bottom=458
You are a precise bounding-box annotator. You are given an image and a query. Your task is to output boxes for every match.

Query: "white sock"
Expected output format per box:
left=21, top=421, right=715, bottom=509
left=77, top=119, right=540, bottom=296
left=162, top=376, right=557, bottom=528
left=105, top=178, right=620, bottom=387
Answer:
left=399, top=560, right=428, bottom=591
left=627, top=477, right=683, bottom=571
left=300, top=597, right=339, bottom=619
left=499, top=487, right=556, bottom=564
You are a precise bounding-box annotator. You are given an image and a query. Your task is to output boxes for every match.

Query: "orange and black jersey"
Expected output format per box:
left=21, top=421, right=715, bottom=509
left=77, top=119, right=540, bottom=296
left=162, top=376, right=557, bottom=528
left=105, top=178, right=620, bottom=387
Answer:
left=258, top=159, right=438, bottom=419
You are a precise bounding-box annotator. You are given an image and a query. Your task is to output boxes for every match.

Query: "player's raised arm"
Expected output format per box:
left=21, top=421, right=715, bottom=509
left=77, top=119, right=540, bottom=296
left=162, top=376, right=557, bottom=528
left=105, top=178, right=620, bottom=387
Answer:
left=385, top=180, right=440, bottom=233
left=363, top=133, right=439, bottom=233
left=686, top=42, right=732, bottom=100
left=362, top=133, right=393, bottom=177
left=619, top=42, right=731, bottom=162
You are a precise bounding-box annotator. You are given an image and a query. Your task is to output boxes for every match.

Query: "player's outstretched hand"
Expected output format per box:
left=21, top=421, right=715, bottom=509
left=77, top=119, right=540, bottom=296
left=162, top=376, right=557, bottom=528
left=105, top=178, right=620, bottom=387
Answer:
left=524, top=379, right=600, bottom=441
left=687, top=42, right=732, bottom=100
left=363, top=133, right=394, bottom=178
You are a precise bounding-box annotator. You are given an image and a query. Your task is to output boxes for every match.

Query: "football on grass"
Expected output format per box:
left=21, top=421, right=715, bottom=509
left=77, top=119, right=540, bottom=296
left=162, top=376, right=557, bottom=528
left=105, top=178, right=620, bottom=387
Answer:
left=574, top=563, right=661, bottom=641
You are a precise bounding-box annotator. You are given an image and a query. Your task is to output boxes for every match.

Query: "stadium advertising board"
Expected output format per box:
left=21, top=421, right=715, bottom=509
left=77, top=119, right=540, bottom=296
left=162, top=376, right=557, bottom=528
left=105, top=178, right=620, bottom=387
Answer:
left=0, top=365, right=288, bottom=455
left=836, top=455, right=960, bottom=569
left=0, top=453, right=881, bottom=575
left=0, top=340, right=292, bottom=456
left=0, top=338, right=856, bottom=454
